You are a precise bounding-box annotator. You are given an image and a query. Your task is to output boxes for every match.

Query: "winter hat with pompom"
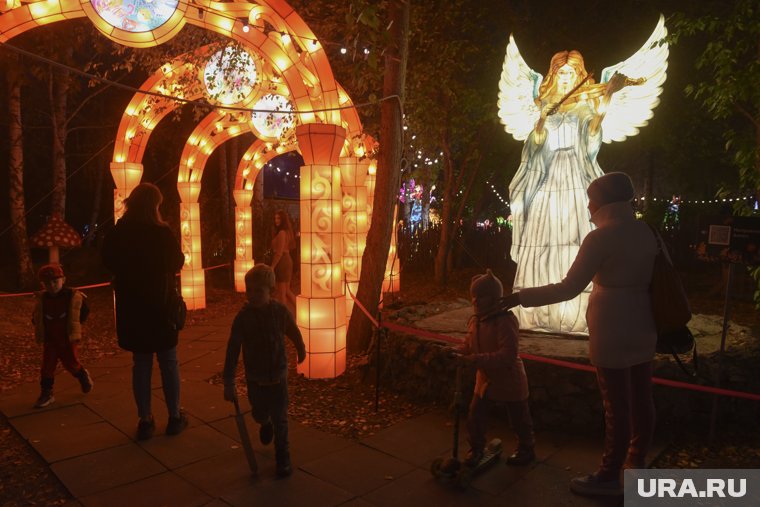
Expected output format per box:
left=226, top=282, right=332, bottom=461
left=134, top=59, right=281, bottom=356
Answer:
left=470, top=269, right=503, bottom=300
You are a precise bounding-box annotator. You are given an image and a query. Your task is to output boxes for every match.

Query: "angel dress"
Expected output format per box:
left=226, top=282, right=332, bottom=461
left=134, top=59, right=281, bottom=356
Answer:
left=509, top=102, right=603, bottom=334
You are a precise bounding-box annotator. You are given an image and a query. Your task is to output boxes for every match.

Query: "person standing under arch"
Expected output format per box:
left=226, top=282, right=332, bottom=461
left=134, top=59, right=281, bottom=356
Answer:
left=270, top=210, right=297, bottom=315
left=102, top=182, right=187, bottom=440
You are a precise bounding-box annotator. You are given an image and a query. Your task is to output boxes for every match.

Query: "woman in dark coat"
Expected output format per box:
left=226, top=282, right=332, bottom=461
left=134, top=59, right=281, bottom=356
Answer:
left=102, top=182, right=187, bottom=440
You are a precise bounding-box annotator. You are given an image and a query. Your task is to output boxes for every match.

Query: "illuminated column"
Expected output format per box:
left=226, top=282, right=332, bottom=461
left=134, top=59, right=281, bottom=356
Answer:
left=109, top=162, right=143, bottom=222
left=365, top=159, right=377, bottom=223
left=177, top=181, right=205, bottom=310
left=382, top=205, right=401, bottom=295
left=233, top=188, right=254, bottom=292
left=296, top=124, right=347, bottom=379
left=339, top=157, right=370, bottom=322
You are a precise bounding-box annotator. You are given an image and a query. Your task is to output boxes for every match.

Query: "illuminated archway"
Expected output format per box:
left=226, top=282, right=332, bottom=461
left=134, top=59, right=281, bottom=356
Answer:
left=0, top=0, right=372, bottom=378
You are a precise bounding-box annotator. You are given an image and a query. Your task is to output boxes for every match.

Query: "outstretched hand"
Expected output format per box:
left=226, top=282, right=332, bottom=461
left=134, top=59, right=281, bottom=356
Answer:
left=223, top=384, right=236, bottom=402
left=501, top=292, right=521, bottom=310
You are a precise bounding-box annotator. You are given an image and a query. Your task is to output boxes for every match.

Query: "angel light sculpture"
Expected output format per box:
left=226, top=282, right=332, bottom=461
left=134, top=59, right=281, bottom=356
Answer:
left=498, top=15, right=668, bottom=335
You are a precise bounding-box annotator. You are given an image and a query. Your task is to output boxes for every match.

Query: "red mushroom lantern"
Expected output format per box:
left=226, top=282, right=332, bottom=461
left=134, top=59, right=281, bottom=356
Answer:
left=30, top=213, right=81, bottom=264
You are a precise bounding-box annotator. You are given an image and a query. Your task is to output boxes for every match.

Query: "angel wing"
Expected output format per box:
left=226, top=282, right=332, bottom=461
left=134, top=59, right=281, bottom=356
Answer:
left=600, top=15, right=669, bottom=143
left=498, top=35, right=543, bottom=142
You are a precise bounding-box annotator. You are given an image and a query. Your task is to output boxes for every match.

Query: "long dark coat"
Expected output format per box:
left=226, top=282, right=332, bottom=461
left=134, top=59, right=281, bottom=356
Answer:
left=102, top=217, right=185, bottom=352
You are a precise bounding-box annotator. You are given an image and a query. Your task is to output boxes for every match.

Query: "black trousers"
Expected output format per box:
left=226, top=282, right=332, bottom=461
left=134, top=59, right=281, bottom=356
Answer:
left=248, top=380, right=290, bottom=466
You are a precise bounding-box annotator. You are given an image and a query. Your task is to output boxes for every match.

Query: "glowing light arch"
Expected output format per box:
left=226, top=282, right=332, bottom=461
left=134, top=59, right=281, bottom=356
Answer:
left=114, top=48, right=372, bottom=378
left=0, top=0, right=375, bottom=378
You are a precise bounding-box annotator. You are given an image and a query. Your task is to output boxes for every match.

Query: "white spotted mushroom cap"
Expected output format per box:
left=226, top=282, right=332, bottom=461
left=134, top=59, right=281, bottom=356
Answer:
left=30, top=213, right=82, bottom=249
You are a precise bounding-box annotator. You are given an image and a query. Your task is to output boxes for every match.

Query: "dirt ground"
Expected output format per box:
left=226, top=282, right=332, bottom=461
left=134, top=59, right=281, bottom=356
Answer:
left=1, top=265, right=759, bottom=504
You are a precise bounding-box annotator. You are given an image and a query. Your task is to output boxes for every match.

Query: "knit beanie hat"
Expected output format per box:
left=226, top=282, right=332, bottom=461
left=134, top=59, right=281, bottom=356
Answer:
left=470, top=269, right=503, bottom=299
left=244, top=264, right=275, bottom=293
left=586, top=172, right=635, bottom=207
left=38, top=263, right=65, bottom=282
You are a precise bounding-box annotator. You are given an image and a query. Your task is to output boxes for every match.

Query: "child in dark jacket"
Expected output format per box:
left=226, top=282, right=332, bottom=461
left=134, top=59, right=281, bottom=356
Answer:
left=459, top=269, right=535, bottom=467
left=32, top=264, right=93, bottom=408
left=223, top=264, right=306, bottom=477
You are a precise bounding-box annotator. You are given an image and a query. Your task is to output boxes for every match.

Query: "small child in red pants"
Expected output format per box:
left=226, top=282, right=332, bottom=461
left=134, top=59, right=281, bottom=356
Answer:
left=32, top=264, right=93, bottom=408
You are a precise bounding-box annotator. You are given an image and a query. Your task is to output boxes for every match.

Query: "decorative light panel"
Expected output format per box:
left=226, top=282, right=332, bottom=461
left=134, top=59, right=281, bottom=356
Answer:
left=250, top=93, right=295, bottom=141
left=203, top=45, right=258, bottom=106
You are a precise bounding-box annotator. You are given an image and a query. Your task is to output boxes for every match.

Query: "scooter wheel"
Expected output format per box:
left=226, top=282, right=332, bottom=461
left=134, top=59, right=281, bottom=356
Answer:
left=430, top=457, right=444, bottom=477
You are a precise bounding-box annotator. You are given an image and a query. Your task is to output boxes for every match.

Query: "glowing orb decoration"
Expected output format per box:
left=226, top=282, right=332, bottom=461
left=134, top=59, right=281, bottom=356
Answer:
left=250, top=94, right=296, bottom=141
left=204, top=47, right=258, bottom=106
left=90, top=0, right=179, bottom=32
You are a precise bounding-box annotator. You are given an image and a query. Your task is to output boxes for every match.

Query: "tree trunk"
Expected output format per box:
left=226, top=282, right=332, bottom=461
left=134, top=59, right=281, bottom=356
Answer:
left=346, top=0, right=410, bottom=354
left=7, top=62, right=35, bottom=289
left=434, top=180, right=453, bottom=285
left=49, top=60, right=71, bottom=218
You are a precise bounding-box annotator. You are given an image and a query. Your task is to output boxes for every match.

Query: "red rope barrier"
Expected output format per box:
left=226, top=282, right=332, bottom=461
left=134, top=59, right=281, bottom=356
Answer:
left=0, top=263, right=231, bottom=299
left=345, top=281, right=379, bottom=328
left=343, top=285, right=760, bottom=403
left=0, top=281, right=112, bottom=298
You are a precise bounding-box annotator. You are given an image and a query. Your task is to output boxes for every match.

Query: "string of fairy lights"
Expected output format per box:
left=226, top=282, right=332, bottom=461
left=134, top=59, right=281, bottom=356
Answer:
left=633, top=195, right=757, bottom=205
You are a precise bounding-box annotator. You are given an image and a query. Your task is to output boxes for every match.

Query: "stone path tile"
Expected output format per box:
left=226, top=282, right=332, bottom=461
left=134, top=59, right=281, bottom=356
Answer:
left=543, top=435, right=603, bottom=475
left=467, top=458, right=534, bottom=496
left=499, top=463, right=623, bottom=506
left=91, top=354, right=134, bottom=368
left=360, top=411, right=459, bottom=467
left=50, top=443, right=166, bottom=497
left=174, top=448, right=267, bottom=497
left=78, top=471, right=211, bottom=507
left=11, top=404, right=129, bottom=462
left=334, top=499, right=375, bottom=507
left=139, top=423, right=238, bottom=469
left=210, top=416, right=354, bottom=466
left=199, top=500, right=232, bottom=507
left=300, top=443, right=416, bottom=496
left=221, top=468, right=353, bottom=507
left=186, top=325, right=231, bottom=341
left=176, top=341, right=225, bottom=365
left=154, top=379, right=227, bottom=423
left=363, top=468, right=501, bottom=507
left=178, top=327, right=221, bottom=342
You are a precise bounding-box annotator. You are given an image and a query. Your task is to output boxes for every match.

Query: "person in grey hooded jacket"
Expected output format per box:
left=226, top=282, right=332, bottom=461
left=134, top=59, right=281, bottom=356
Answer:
left=502, top=172, right=658, bottom=497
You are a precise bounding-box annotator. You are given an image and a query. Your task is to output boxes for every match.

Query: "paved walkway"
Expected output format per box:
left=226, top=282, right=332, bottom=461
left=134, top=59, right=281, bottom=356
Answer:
left=0, top=314, right=650, bottom=506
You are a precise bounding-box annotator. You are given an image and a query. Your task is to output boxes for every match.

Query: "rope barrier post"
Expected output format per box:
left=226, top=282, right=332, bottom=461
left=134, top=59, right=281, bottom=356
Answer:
left=709, top=261, right=735, bottom=441
left=375, top=310, right=382, bottom=413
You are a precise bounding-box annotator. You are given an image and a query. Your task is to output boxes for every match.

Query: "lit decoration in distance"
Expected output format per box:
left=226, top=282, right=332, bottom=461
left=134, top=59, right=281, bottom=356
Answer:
left=90, top=0, right=178, bottom=32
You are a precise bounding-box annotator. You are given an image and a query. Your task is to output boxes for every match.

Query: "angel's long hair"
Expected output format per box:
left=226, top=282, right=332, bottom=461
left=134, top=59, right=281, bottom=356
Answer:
left=538, top=50, right=603, bottom=104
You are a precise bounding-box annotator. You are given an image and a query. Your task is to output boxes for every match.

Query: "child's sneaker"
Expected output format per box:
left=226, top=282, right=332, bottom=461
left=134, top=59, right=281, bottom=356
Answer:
left=34, top=391, right=55, bottom=408
left=166, top=411, right=188, bottom=435
left=76, top=368, right=94, bottom=393
left=259, top=420, right=273, bottom=445
left=506, top=446, right=535, bottom=466
left=137, top=416, right=155, bottom=441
